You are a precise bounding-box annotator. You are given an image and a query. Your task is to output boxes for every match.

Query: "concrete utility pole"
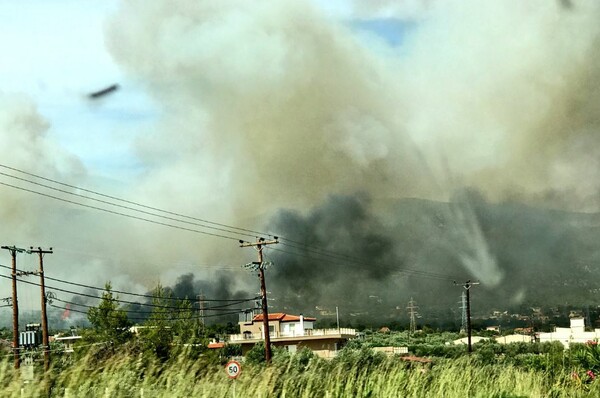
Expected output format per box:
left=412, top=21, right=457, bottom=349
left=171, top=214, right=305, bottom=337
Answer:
left=1, top=245, right=29, bottom=369
left=455, top=280, right=480, bottom=353
left=241, top=237, right=278, bottom=363
left=29, top=247, right=53, bottom=372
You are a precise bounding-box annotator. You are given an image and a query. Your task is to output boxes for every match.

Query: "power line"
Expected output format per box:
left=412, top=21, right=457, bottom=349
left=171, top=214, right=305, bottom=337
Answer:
left=0, top=273, right=256, bottom=310
left=45, top=275, right=250, bottom=303
left=0, top=164, right=461, bottom=283
left=0, top=171, right=261, bottom=239
left=51, top=296, right=250, bottom=315
left=0, top=181, right=243, bottom=242
left=0, top=341, right=112, bottom=360
left=58, top=247, right=243, bottom=271
left=269, top=245, right=456, bottom=281
left=0, top=263, right=253, bottom=302
left=48, top=303, right=244, bottom=321
left=0, top=163, right=271, bottom=238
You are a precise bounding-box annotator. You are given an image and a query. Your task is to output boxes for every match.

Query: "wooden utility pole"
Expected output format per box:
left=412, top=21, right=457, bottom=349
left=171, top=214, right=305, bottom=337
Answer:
left=30, top=247, right=53, bottom=372
left=240, top=237, right=278, bottom=363
left=197, top=292, right=206, bottom=335
left=1, top=245, right=29, bottom=369
left=455, top=280, right=480, bottom=353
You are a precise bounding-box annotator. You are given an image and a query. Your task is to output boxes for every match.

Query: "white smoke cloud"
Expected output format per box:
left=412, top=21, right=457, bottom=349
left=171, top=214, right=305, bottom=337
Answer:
left=0, top=94, right=84, bottom=232
left=349, top=0, right=430, bottom=20
left=400, top=0, right=600, bottom=210
left=98, top=0, right=600, bottom=287
left=106, top=0, right=428, bottom=224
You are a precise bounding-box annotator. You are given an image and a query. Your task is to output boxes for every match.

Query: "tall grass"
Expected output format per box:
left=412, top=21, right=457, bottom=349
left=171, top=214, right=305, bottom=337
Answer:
left=1, top=349, right=599, bottom=397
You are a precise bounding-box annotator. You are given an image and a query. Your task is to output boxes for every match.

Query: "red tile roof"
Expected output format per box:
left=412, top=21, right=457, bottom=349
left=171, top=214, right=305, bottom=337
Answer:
left=252, top=313, right=317, bottom=322
left=207, top=342, right=225, bottom=349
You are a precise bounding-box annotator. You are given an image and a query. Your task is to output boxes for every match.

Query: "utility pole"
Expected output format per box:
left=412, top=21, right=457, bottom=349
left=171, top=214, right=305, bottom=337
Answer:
left=1, top=245, right=29, bottom=369
left=241, top=237, right=278, bottom=363
left=454, top=280, right=480, bottom=353
left=197, top=293, right=206, bottom=334
left=29, top=247, right=53, bottom=372
left=407, top=297, right=419, bottom=335
left=459, top=291, right=468, bottom=333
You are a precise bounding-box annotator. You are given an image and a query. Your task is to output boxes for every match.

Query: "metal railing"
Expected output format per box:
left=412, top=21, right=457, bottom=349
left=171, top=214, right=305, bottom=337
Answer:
left=228, top=328, right=356, bottom=342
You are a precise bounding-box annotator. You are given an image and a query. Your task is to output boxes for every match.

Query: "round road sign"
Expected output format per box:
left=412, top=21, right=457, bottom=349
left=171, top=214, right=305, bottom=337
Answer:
left=225, top=360, right=242, bottom=379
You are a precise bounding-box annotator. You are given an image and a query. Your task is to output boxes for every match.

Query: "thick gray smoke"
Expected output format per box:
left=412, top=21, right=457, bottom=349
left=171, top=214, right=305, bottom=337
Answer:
left=266, top=191, right=600, bottom=317
left=105, top=0, right=600, bottom=310
left=267, top=195, right=404, bottom=310
left=2, top=0, right=600, bottom=322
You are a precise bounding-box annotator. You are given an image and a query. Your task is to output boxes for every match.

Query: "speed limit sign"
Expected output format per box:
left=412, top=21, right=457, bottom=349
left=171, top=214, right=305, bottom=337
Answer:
left=225, top=360, right=242, bottom=379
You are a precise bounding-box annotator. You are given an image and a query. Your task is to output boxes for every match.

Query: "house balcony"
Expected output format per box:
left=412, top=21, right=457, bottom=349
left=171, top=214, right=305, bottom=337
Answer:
left=228, top=328, right=357, bottom=343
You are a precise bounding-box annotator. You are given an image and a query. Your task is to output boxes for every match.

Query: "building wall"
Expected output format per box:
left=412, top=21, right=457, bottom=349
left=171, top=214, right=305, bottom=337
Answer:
left=495, top=334, right=532, bottom=344
left=239, top=320, right=281, bottom=336
left=240, top=337, right=345, bottom=355
left=239, top=320, right=314, bottom=337
left=538, top=318, right=600, bottom=347
left=280, top=321, right=314, bottom=335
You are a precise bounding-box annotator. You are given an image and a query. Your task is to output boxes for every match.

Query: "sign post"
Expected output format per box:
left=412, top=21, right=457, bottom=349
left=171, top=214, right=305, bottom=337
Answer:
left=225, top=360, right=242, bottom=398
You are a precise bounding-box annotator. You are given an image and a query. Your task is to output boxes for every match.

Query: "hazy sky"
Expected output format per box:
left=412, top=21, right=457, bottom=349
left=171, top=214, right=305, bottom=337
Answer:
left=0, top=0, right=410, bottom=183
left=1, top=0, right=158, bottom=181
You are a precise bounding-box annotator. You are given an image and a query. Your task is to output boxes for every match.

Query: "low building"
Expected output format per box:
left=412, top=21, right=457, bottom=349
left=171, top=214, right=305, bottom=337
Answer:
left=495, top=334, right=534, bottom=344
left=53, top=335, right=82, bottom=353
left=452, top=336, right=490, bottom=345
left=207, top=341, right=225, bottom=349
left=373, top=346, right=409, bottom=356
left=229, top=312, right=356, bottom=358
left=538, top=317, right=599, bottom=347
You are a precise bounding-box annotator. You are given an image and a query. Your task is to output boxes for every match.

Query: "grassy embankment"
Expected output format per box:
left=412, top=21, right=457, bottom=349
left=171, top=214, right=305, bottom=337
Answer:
left=0, top=347, right=597, bottom=398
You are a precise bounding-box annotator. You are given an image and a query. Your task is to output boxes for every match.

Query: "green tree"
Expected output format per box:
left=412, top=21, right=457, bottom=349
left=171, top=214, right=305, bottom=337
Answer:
left=140, top=284, right=174, bottom=360
left=172, top=297, right=198, bottom=344
left=246, top=342, right=268, bottom=365
left=87, top=282, right=132, bottom=345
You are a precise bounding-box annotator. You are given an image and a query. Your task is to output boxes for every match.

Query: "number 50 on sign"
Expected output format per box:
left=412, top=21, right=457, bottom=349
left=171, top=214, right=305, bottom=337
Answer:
left=225, top=360, right=242, bottom=379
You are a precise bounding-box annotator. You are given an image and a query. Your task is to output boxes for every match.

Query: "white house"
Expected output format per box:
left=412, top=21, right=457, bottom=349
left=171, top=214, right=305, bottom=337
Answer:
left=229, top=312, right=356, bottom=358
left=452, top=336, right=490, bottom=345
left=495, top=334, right=533, bottom=344
left=538, top=318, right=600, bottom=347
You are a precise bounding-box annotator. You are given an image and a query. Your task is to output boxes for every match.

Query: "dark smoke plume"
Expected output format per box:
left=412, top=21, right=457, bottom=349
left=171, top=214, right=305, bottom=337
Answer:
left=264, top=192, right=600, bottom=320
left=267, top=195, right=423, bottom=314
